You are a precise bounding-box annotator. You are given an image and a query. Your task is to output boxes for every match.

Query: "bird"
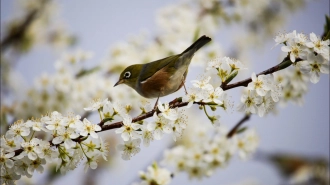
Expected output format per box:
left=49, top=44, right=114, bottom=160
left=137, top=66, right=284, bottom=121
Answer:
left=114, top=35, right=211, bottom=108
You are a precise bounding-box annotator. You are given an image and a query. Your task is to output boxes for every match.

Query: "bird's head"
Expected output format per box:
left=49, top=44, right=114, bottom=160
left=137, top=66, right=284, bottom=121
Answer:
left=114, top=64, right=143, bottom=89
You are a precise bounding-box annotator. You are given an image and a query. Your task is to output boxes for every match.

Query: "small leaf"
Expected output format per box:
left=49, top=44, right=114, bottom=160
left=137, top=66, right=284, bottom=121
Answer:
left=75, top=66, right=100, bottom=78
left=278, top=59, right=292, bottom=70
left=224, top=69, right=238, bottom=84
left=236, top=127, right=248, bottom=134
left=322, top=15, right=330, bottom=40
left=210, top=105, right=217, bottom=111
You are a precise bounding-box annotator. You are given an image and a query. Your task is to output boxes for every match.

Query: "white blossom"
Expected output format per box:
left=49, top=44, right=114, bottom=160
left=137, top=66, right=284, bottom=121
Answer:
left=157, top=101, right=178, bottom=121
left=28, top=158, right=46, bottom=174
left=138, top=163, right=172, bottom=185
left=170, top=111, right=187, bottom=141
left=52, top=127, right=79, bottom=149
left=258, top=92, right=275, bottom=117
left=140, top=124, right=154, bottom=147
left=84, top=98, right=108, bottom=111
left=281, top=40, right=307, bottom=62
left=35, top=140, right=58, bottom=162
left=115, top=115, right=141, bottom=141
left=234, top=129, right=259, bottom=160
left=237, top=89, right=262, bottom=114
left=217, top=61, right=232, bottom=82
left=18, top=138, right=40, bottom=160
left=117, top=139, right=141, bottom=160
left=147, top=113, right=172, bottom=140
left=26, top=120, right=47, bottom=132
left=0, top=149, right=15, bottom=169
left=102, top=100, right=115, bottom=118
left=14, top=156, right=32, bottom=178
left=274, top=32, right=290, bottom=47
left=203, top=86, right=223, bottom=105
left=191, top=76, right=213, bottom=90
left=182, top=88, right=203, bottom=108
left=248, top=73, right=271, bottom=96
left=45, top=112, right=66, bottom=131
left=306, top=32, right=330, bottom=60
left=84, top=156, right=98, bottom=172
left=203, top=141, right=226, bottom=169
left=225, top=57, right=246, bottom=71
left=6, top=120, right=30, bottom=138
left=98, top=138, right=109, bottom=161
left=79, top=118, right=101, bottom=138
left=61, top=114, right=83, bottom=129
left=300, top=53, right=329, bottom=83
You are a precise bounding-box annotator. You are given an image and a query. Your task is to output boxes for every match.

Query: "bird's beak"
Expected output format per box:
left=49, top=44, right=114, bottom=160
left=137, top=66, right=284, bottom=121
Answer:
left=114, top=79, right=124, bottom=87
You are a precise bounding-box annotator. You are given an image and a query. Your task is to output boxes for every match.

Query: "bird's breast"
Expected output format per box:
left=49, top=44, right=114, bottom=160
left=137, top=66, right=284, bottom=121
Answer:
left=136, top=64, right=188, bottom=98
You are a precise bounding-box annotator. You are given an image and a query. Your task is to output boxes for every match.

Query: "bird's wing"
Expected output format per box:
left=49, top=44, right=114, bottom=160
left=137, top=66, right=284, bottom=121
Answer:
left=139, top=54, right=180, bottom=82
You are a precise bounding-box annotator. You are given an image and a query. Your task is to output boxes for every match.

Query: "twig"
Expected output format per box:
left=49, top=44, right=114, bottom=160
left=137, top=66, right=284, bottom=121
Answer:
left=226, top=114, right=251, bottom=138
left=221, top=56, right=296, bottom=90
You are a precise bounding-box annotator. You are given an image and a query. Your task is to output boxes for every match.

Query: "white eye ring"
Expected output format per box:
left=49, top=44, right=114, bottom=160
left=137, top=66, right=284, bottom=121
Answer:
left=124, top=71, right=131, bottom=78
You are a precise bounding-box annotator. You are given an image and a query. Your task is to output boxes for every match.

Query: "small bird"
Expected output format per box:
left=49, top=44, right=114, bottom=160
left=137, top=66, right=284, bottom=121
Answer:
left=114, top=35, right=211, bottom=106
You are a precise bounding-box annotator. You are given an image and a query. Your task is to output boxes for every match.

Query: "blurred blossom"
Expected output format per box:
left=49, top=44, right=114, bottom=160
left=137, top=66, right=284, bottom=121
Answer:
left=134, top=162, right=172, bottom=185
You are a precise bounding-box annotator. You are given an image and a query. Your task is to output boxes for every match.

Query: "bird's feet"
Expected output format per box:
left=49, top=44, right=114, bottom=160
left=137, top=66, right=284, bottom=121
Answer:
left=183, top=83, right=188, bottom=95
left=153, top=96, right=160, bottom=112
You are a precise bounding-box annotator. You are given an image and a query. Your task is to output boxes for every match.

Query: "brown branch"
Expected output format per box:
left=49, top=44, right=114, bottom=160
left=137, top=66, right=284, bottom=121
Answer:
left=99, top=102, right=190, bottom=132
left=226, top=114, right=251, bottom=138
left=9, top=55, right=296, bottom=157
left=99, top=57, right=296, bottom=132
left=221, top=56, right=297, bottom=90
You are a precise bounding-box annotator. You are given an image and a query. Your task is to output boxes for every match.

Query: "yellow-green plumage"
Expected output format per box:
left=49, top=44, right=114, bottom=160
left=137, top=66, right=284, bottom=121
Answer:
left=115, top=35, right=211, bottom=99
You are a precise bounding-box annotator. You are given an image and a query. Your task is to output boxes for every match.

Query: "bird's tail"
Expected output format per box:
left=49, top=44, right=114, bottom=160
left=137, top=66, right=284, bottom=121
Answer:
left=181, top=35, right=211, bottom=55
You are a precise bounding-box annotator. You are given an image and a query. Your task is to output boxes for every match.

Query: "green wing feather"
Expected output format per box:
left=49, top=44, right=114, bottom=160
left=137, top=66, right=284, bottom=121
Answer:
left=139, top=54, right=181, bottom=82
left=138, top=35, right=211, bottom=82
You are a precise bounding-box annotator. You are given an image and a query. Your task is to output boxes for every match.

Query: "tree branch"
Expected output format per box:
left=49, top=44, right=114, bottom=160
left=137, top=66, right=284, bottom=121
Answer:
left=9, top=55, right=297, bottom=157
left=0, top=0, right=49, bottom=52
left=221, top=56, right=296, bottom=90
left=226, top=114, right=251, bottom=138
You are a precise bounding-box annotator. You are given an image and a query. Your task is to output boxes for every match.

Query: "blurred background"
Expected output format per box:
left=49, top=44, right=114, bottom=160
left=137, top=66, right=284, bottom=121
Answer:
left=1, top=0, right=329, bottom=185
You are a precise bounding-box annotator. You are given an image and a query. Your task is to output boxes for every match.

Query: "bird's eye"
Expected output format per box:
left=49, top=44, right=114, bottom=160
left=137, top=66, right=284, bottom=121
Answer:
left=124, top=71, right=131, bottom=78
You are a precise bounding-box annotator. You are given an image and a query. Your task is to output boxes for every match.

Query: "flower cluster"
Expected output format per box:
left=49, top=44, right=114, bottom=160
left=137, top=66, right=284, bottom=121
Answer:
left=83, top=98, right=188, bottom=160
left=133, top=162, right=172, bottom=185
left=237, top=31, right=329, bottom=116
left=278, top=31, right=329, bottom=62
left=237, top=73, right=280, bottom=117
left=278, top=31, right=329, bottom=84
left=182, top=57, right=241, bottom=123
left=114, top=101, right=188, bottom=160
left=206, top=57, right=246, bottom=83
left=0, top=111, right=108, bottom=184
left=162, top=125, right=259, bottom=179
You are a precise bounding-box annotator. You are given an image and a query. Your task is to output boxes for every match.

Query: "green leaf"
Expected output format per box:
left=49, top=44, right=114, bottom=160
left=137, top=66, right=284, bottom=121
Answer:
left=224, top=69, right=238, bottom=85
left=75, top=66, right=100, bottom=78
left=322, top=15, right=330, bottom=40
left=278, top=59, right=292, bottom=70
left=236, top=127, right=248, bottom=134
left=210, top=105, right=217, bottom=111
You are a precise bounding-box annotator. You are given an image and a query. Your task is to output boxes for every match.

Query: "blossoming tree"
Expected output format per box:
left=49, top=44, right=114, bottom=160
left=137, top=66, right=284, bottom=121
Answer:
left=1, top=0, right=329, bottom=185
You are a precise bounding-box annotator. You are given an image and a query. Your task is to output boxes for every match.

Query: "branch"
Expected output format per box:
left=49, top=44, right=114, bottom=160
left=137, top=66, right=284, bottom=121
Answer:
left=226, top=114, right=251, bottom=138
left=99, top=101, right=190, bottom=131
left=9, top=55, right=296, bottom=157
left=100, top=56, right=296, bottom=131
left=0, top=0, right=49, bottom=52
left=221, top=56, right=296, bottom=90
